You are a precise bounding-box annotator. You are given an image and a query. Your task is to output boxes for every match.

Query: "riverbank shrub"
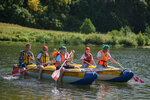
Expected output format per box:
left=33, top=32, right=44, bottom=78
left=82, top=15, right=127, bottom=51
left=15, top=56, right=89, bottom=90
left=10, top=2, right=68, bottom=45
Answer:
left=0, top=34, right=12, bottom=41
left=70, top=36, right=83, bottom=45
left=144, top=26, right=150, bottom=38
left=53, top=36, right=63, bottom=45
left=144, top=36, right=150, bottom=45
left=119, top=38, right=138, bottom=46
left=0, top=23, right=150, bottom=47
left=36, top=34, right=52, bottom=43
left=19, top=37, right=29, bottom=42
left=111, top=35, right=119, bottom=46
left=12, top=37, right=19, bottom=42
left=84, top=34, right=105, bottom=45
left=136, top=32, right=145, bottom=46
left=80, top=18, right=96, bottom=34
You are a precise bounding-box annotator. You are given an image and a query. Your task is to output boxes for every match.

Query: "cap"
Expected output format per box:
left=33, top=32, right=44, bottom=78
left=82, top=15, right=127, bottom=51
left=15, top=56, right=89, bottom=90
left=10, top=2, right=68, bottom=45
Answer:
left=103, top=45, right=110, bottom=50
left=43, top=46, right=48, bottom=51
left=85, top=47, right=90, bottom=51
left=59, top=46, right=67, bottom=50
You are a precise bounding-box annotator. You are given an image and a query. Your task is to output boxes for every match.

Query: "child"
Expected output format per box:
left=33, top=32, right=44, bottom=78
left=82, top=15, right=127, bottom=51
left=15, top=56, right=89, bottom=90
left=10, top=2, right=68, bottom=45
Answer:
left=80, top=47, right=96, bottom=68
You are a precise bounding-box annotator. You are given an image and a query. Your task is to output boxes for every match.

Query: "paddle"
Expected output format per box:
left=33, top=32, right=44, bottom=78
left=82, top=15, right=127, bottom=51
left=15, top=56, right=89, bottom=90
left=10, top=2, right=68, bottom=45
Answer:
left=12, top=65, right=37, bottom=77
left=118, top=65, right=144, bottom=83
left=83, top=60, right=96, bottom=67
left=12, top=58, right=54, bottom=77
left=108, top=55, right=144, bottom=83
left=51, top=51, right=73, bottom=81
left=82, top=60, right=97, bottom=74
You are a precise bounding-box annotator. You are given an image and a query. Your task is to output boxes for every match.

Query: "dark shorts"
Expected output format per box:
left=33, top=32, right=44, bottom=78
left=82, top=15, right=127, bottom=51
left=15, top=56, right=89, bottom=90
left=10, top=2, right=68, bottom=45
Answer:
left=19, top=61, right=27, bottom=68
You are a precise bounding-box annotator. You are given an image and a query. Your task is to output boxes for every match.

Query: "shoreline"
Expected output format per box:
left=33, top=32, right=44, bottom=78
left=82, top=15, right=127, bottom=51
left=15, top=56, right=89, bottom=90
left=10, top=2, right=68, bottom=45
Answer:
left=0, top=22, right=150, bottom=47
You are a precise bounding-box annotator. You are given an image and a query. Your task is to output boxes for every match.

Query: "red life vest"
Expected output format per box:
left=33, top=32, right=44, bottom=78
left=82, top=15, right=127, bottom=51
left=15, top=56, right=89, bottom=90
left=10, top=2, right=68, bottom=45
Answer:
left=83, top=53, right=92, bottom=64
left=97, top=50, right=110, bottom=67
left=55, top=53, right=69, bottom=67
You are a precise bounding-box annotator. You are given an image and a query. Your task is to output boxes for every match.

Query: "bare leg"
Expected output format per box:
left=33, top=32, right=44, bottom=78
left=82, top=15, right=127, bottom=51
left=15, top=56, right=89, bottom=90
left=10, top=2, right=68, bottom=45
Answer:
left=58, top=68, right=64, bottom=82
left=38, top=65, right=44, bottom=80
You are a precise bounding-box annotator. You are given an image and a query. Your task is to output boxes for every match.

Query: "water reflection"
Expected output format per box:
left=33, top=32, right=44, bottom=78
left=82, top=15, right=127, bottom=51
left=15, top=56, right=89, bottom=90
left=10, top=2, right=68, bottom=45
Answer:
left=0, top=42, right=150, bottom=100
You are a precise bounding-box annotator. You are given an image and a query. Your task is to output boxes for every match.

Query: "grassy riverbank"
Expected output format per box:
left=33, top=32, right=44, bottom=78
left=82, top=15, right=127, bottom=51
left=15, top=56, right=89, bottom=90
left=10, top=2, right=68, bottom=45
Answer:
left=0, top=22, right=150, bottom=46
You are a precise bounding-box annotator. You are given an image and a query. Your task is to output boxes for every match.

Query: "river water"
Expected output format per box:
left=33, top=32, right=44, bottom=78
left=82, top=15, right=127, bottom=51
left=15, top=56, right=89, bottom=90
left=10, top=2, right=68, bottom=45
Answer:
left=0, top=42, right=150, bottom=100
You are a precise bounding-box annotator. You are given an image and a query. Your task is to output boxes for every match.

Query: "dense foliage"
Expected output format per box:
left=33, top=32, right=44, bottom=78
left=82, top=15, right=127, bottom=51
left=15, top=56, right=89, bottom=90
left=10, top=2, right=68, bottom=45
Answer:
left=0, top=0, right=150, bottom=34
left=0, top=0, right=150, bottom=46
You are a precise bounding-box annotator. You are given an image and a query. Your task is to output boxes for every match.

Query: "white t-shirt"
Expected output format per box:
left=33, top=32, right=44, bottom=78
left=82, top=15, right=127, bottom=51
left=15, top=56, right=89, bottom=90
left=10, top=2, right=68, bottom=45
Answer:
left=80, top=54, right=94, bottom=61
left=37, top=53, right=42, bottom=59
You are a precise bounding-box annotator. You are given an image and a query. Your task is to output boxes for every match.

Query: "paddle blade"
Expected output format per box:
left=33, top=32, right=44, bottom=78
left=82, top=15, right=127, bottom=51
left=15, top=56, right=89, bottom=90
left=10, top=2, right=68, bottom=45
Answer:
left=12, top=69, right=26, bottom=77
left=51, top=70, right=60, bottom=81
left=133, top=76, right=144, bottom=83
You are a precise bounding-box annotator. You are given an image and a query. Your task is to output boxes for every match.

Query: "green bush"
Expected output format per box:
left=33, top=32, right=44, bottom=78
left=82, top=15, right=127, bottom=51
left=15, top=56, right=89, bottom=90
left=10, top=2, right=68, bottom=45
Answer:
left=119, top=38, right=137, bottom=46
left=53, top=35, right=63, bottom=44
left=144, top=36, right=149, bottom=45
left=136, top=32, right=145, bottom=46
left=53, top=38, right=63, bottom=44
left=0, top=34, right=12, bottom=41
left=12, top=37, right=19, bottom=41
left=29, top=37, right=36, bottom=42
left=144, top=26, right=150, bottom=38
left=36, top=34, right=52, bottom=43
left=111, top=35, right=118, bottom=46
left=12, top=5, right=34, bottom=25
left=105, top=39, right=112, bottom=45
left=70, top=36, right=83, bottom=45
left=63, top=38, right=71, bottom=45
left=80, top=18, right=96, bottom=34
left=84, top=35, right=105, bottom=45
left=120, top=26, right=132, bottom=36
left=19, top=37, right=29, bottom=42
left=107, top=30, right=123, bottom=36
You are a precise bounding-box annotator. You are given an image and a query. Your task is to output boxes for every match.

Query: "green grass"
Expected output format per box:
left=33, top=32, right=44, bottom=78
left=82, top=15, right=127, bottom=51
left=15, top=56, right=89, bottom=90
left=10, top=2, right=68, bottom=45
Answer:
left=0, top=22, right=149, bottom=46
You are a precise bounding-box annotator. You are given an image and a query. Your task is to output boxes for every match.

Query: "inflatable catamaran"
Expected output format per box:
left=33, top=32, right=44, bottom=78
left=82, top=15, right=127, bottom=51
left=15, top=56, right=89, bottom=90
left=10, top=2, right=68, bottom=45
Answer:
left=13, top=63, right=134, bottom=84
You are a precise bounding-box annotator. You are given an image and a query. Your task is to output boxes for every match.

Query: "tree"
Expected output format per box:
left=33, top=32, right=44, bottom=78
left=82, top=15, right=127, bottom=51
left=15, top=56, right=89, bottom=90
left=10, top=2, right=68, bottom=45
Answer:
left=27, top=0, right=42, bottom=12
left=80, top=18, right=96, bottom=34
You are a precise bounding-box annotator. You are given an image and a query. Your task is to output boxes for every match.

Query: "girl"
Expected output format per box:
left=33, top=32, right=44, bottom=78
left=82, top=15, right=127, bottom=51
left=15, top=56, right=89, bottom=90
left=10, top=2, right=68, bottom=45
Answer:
left=80, top=47, right=96, bottom=68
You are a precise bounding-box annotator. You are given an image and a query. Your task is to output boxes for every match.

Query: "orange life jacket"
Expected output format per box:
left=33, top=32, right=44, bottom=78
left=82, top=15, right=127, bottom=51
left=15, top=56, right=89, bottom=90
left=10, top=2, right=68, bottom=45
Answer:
left=51, top=52, right=59, bottom=64
left=53, top=51, right=58, bottom=57
left=55, top=53, right=69, bottom=67
left=83, top=53, right=92, bottom=64
left=97, top=50, right=110, bottom=67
